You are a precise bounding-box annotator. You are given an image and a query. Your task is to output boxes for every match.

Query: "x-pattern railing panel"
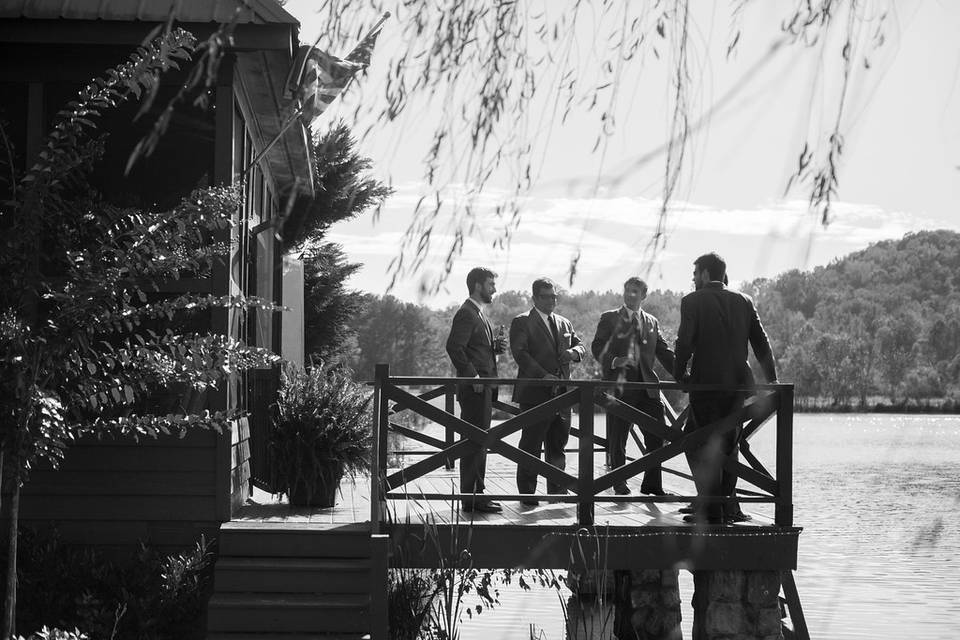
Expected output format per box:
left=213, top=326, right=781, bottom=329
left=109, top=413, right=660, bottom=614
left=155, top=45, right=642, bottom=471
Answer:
left=371, top=367, right=795, bottom=528
left=382, top=384, right=579, bottom=492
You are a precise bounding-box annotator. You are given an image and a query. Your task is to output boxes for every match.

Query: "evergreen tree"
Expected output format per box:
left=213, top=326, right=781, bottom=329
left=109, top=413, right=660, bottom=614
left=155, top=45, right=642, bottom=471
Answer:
left=283, top=123, right=391, bottom=368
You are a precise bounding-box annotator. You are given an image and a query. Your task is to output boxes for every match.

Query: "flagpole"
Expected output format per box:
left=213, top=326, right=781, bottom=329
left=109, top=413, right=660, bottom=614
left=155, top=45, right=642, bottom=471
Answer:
left=309, top=11, right=391, bottom=52
left=241, top=107, right=303, bottom=178
left=359, top=11, right=391, bottom=44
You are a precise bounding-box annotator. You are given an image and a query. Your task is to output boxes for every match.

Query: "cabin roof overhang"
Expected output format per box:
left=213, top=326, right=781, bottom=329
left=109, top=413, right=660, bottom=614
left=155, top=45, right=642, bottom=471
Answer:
left=0, top=0, right=314, bottom=199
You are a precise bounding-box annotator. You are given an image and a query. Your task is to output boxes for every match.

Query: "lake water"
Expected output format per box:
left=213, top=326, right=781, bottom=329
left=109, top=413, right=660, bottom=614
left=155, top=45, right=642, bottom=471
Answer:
left=444, top=413, right=960, bottom=639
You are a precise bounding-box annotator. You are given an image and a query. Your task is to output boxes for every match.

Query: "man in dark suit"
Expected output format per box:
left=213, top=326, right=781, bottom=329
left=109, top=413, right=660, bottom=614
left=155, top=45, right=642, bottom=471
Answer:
left=510, top=278, right=586, bottom=503
left=674, top=252, right=778, bottom=524
left=446, top=266, right=507, bottom=513
left=591, top=277, right=675, bottom=496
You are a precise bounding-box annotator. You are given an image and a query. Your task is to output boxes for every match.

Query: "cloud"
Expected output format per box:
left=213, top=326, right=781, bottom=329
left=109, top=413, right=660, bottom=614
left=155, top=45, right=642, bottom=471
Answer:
left=326, top=183, right=958, bottom=306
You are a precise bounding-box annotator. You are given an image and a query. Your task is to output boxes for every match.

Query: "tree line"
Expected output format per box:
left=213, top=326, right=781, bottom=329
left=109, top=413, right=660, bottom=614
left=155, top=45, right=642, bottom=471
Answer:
left=324, top=230, right=960, bottom=409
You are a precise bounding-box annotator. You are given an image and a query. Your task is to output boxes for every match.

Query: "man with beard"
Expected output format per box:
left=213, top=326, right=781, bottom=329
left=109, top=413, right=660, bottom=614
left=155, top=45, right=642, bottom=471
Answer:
left=446, top=266, right=508, bottom=513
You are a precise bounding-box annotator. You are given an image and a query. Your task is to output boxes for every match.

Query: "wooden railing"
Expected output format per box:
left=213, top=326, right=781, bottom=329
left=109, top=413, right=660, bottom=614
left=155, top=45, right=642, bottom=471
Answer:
left=370, top=363, right=794, bottom=531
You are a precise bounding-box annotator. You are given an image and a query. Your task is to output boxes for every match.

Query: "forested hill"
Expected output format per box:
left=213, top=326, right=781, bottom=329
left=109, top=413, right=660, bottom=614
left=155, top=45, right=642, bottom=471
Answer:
left=743, top=229, right=960, bottom=405
left=343, top=230, right=960, bottom=407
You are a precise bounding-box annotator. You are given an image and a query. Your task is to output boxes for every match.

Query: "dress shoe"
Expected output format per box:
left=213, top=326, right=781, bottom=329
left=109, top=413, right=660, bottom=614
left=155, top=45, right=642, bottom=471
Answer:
left=521, top=499, right=540, bottom=507
left=462, top=500, right=502, bottom=514
left=726, top=511, right=752, bottom=523
left=640, top=487, right=672, bottom=496
left=614, top=484, right=631, bottom=495
left=678, top=505, right=695, bottom=514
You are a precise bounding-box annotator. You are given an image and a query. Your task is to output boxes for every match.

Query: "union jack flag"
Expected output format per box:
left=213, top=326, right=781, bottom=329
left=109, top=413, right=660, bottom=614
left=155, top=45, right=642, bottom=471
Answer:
left=286, top=23, right=383, bottom=127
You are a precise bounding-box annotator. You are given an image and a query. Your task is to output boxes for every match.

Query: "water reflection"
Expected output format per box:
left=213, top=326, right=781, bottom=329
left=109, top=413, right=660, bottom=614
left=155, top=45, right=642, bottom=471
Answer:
left=450, top=414, right=960, bottom=639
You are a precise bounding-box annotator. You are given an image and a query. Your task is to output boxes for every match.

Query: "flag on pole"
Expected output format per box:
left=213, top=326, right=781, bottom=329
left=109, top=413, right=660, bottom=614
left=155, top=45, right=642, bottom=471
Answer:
left=248, top=15, right=387, bottom=178
left=292, top=46, right=365, bottom=126
left=278, top=13, right=388, bottom=135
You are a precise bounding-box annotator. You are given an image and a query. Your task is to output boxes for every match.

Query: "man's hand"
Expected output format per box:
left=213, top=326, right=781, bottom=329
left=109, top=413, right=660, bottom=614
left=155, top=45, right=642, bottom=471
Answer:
left=493, top=335, right=508, bottom=354
left=612, top=355, right=637, bottom=369
left=559, top=348, right=580, bottom=364
left=543, top=373, right=560, bottom=381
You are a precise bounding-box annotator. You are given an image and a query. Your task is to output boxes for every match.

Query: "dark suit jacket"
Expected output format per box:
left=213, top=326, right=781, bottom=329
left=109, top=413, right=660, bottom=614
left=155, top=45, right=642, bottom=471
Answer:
left=673, top=282, right=777, bottom=391
left=591, top=306, right=675, bottom=398
left=446, top=299, right=499, bottom=400
left=510, top=309, right=585, bottom=405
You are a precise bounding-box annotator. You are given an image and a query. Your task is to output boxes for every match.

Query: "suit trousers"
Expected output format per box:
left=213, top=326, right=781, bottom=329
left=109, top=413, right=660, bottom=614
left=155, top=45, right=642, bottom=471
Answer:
left=457, top=387, right=492, bottom=506
left=684, top=392, right=742, bottom=519
left=517, top=403, right=570, bottom=494
left=606, top=392, right=666, bottom=492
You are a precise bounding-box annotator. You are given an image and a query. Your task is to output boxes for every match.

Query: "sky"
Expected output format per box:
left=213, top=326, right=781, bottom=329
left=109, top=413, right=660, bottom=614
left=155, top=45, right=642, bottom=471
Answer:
left=284, top=1, right=960, bottom=307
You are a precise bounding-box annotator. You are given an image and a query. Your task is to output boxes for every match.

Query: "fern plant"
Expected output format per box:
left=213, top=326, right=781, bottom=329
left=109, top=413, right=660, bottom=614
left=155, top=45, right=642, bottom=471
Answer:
left=269, top=364, right=373, bottom=506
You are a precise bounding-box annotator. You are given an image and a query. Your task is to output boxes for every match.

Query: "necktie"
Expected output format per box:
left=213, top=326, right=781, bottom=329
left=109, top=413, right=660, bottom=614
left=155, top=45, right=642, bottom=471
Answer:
left=548, top=314, right=560, bottom=347
left=479, top=309, right=493, bottom=344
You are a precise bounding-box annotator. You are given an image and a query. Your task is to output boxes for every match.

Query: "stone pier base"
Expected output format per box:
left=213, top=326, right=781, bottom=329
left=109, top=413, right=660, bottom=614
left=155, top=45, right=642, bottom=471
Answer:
left=690, top=570, right=783, bottom=640
left=614, top=569, right=683, bottom=640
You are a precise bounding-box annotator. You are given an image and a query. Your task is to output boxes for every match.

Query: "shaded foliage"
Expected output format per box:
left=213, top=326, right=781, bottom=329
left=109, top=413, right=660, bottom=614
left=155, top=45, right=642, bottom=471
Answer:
left=13, top=528, right=213, bottom=640
left=0, top=29, right=282, bottom=633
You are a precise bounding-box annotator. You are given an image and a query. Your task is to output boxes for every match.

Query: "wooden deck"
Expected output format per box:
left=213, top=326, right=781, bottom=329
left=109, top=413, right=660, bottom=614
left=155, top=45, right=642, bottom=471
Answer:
left=233, top=370, right=802, bottom=571
left=234, top=462, right=800, bottom=571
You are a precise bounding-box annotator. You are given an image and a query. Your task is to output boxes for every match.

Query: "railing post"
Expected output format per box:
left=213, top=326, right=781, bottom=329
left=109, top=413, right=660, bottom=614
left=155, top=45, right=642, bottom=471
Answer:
left=371, top=364, right=390, bottom=533
left=369, top=533, right=390, bottom=640
left=775, top=384, right=794, bottom=527
left=444, top=384, right=456, bottom=470
left=578, top=385, right=595, bottom=527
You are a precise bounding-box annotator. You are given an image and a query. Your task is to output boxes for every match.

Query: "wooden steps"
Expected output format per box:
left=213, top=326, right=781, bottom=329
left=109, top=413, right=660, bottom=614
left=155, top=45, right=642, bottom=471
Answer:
left=207, top=522, right=383, bottom=639
left=213, top=558, right=371, bottom=593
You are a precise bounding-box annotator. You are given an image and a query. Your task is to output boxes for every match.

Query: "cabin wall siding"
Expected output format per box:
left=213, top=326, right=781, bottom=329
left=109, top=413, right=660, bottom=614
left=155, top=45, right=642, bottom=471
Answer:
left=16, top=430, right=223, bottom=552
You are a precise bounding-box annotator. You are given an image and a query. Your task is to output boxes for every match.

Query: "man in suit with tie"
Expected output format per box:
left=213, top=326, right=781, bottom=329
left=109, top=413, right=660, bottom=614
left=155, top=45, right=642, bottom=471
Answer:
left=591, top=277, right=675, bottom=496
left=446, top=266, right=507, bottom=513
left=674, top=252, right=778, bottom=524
left=510, top=278, right=586, bottom=503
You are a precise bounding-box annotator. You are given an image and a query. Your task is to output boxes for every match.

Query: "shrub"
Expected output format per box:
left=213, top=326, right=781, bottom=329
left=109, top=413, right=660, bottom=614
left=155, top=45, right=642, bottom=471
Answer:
left=16, top=628, right=88, bottom=640
left=12, top=528, right=213, bottom=640
left=269, top=364, right=373, bottom=505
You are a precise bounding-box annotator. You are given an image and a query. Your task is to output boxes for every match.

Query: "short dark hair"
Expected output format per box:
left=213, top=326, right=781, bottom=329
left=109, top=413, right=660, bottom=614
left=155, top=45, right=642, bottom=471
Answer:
left=466, top=267, right=497, bottom=293
left=623, top=276, right=648, bottom=296
left=694, top=253, right=726, bottom=281
left=531, top=277, right=557, bottom=297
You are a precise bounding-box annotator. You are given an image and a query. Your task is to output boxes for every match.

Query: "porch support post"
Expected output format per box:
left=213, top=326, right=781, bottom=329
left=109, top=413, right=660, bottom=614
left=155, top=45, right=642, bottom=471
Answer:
left=371, top=364, right=389, bottom=533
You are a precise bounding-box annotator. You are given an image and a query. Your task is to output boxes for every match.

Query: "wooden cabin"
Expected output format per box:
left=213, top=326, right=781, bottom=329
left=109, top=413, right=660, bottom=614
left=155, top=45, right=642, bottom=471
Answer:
left=0, top=0, right=311, bottom=552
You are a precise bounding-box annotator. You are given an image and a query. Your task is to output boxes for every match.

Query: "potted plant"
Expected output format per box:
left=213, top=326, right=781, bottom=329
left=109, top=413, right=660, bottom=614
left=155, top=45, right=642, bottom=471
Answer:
left=269, top=364, right=373, bottom=507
